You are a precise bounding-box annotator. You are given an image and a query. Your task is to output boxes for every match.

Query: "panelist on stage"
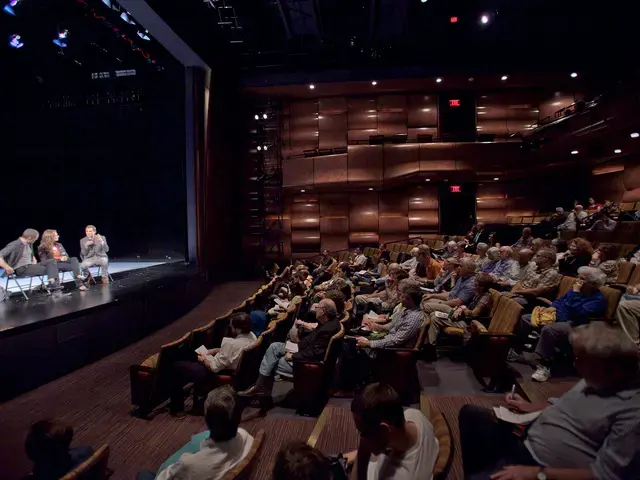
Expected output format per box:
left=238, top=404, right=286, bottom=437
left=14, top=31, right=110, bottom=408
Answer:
left=0, top=229, right=61, bottom=290
left=38, top=230, right=87, bottom=291
left=80, top=225, right=110, bottom=284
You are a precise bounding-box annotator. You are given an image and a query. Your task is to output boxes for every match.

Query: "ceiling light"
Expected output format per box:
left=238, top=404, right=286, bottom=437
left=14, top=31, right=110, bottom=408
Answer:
left=300, top=189, right=306, bottom=193
left=257, top=146, right=262, bottom=151
left=422, top=108, right=431, bottom=112
left=478, top=112, right=486, bottom=115
left=480, top=14, right=489, bottom=24
left=421, top=0, right=428, bottom=3
left=4, top=0, right=20, bottom=16
left=631, top=132, right=639, bottom=138
left=477, top=106, right=486, bottom=109
left=425, top=178, right=431, bottom=182
left=371, top=80, right=377, bottom=86
left=137, top=30, right=150, bottom=41
left=254, top=114, right=259, bottom=120
left=468, top=77, right=474, bottom=82
left=570, top=72, right=578, bottom=78
left=436, top=78, right=442, bottom=83
left=309, top=84, right=315, bottom=90
left=368, top=188, right=374, bottom=191
left=614, top=149, right=622, bottom=154
left=571, top=150, right=579, bottom=155
left=263, top=113, right=268, bottom=119
left=8, top=33, right=23, bottom=48
left=494, top=177, right=500, bottom=180
left=264, top=145, right=269, bottom=151
left=501, top=75, right=508, bottom=81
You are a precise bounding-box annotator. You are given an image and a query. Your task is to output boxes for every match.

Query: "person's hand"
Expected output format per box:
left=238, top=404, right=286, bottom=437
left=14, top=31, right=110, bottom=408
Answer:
left=422, top=293, right=432, bottom=301
left=627, top=285, right=639, bottom=295
left=356, top=337, right=370, bottom=348
left=285, top=352, right=293, bottom=361
left=85, top=241, right=94, bottom=247
left=369, top=322, right=382, bottom=332
left=197, top=354, right=207, bottom=363
left=342, top=450, right=357, bottom=465
left=505, top=393, right=535, bottom=413
left=4, top=266, right=14, bottom=275
left=60, top=256, right=68, bottom=262
left=490, top=465, right=540, bottom=480
left=572, top=281, right=583, bottom=293
left=208, top=348, right=220, bottom=355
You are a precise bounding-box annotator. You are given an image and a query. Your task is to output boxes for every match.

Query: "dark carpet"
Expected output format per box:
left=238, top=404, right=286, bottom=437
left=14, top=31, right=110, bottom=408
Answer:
left=0, top=281, right=262, bottom=480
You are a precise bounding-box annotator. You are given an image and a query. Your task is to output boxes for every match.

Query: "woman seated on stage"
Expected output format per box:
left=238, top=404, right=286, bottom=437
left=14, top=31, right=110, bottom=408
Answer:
left=37, top=230, right=87, bottom=291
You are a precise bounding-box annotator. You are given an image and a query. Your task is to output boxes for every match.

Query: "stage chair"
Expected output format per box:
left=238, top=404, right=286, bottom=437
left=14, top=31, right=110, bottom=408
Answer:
left=129, top=332, right=192, bottom=418
left=60, top=444, right=112, bottom=480
left=373, top=315, right=429, bottom=405
left=3, top=273, right=50, bottom=300
left=220, top=429, right=265, bottom=480
left=292, top=324, right=345, bottom=416
left=468, top=292, right=523, bottom=392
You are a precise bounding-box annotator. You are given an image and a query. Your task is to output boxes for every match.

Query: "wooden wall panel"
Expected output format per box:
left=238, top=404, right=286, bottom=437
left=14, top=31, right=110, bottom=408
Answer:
left=290, top=201, right=320, bottom=229
left=384, top=144, right=419, bottom=179
left=349, top=232, right=379, bottom=246
left=379, top=192, right=409, bottom=216
left=378, top=112, right=407, bottom=136
left=319, top=97, right=347, bottom=114
left=349, top=193, right=379, bottom=232
left=408, top=185, right=439, bottom=233
left=419, top=143, right=457, bottom=171
left=407, top=94, right=438, bottom=128
left=318, top=113, right=347, bottom=149
left=314, top=153, right=348, bottom=185
left=347, top=145, right=383, bottom=183
left=476, top=183, right=508, bottom=223
left=283, top=157, right=314, bottom=187
left=347, top=97, right=378, bottom=129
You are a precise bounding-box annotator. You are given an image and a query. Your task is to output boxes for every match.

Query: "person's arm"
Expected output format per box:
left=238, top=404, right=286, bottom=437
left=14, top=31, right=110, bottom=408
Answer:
left=204, top=340, right=234, bottom=372
left=369, top=313, right=422, bottom=349
left=443, top=298, right=463, bottom=307
left=423, top=292, right=448, bottom=301
left=564, top=291, right=606, bottom=320
left=0, top=257, right=12, bottom=272
left=155, top=460, right=184, bottom=480
left=0, top=243, right=17, bottom=273
left=293, top=327, right=330, bottom=361
left=96, top=235, right=109, bottom=254
left=80, top=239, right=89, bottom=259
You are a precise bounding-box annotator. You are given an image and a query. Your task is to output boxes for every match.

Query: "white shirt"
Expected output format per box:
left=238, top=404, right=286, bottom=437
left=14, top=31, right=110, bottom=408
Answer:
left=156, top=428, right=254, bottom=480
left=353, top=254, right=368, bottom=268
left=367, top=408, right=439, bottom=480
left=401, top=257, right=418, bottom=271
left=205, top=333, right=257, bottom=373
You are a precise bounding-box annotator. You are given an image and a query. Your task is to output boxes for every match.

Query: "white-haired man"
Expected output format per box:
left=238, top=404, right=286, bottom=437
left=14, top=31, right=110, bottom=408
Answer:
left=505, top=249, right=560, bottom=307
left=459, top=322, right=640, bottom=480
left=489, top=246, right=515, bottom=281
left=558, top=205, right=588, bottom=233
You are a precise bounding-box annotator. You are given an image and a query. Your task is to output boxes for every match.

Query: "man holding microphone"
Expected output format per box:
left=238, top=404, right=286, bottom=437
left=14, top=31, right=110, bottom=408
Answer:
left=80, top=225, right=110, bottom=284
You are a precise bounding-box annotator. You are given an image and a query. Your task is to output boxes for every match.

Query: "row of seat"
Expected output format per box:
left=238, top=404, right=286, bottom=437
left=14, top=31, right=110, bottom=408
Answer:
left=560, top=223, right=640, bottom=245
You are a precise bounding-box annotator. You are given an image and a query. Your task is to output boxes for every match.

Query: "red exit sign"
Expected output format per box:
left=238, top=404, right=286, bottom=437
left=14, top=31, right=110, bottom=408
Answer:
left=450, top=185, right=462, bottom=193
left=449, top=99, right=461, bottom=107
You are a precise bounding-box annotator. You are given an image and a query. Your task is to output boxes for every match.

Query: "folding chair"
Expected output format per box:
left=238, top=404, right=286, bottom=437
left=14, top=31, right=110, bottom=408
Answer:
left=4, top=274, right=50, bottom=300
left=85, top=265, right=114, bottom=284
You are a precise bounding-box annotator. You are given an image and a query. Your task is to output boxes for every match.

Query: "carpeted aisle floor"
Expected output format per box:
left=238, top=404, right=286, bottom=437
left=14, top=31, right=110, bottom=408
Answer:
left=0, top=281, right=263, bottom=480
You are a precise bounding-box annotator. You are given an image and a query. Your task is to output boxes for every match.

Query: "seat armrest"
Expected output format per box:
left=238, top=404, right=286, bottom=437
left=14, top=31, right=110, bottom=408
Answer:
left=476, top=332, right=514, bottom=337
left=292, top=359, right=323, bottom=366
left=534, top=297, right=553, bottom=306
left=130, top=365, right=155, bottom=375
left=609, top=284, right=628, bottom=293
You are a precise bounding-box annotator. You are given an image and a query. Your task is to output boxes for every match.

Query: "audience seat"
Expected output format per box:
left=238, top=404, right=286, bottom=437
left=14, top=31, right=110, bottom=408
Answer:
left=220, top=429, right=265, bottom=480
left=442, top=288, right=503, bottom=339
left=420, top=394, right=453, bottom=478
left=129, top=332, right=192, bottom=418
left=373, top=315, right=429, bottom=405
left=60, top=444, right=111, bottom=480
left=468, top=292, right=523, bottom=392
left=269, top=297, right=302, bottom=343
left=292, top=324, right=345, bottom=416
left=190, top=313, right=232, bottom=354
left=599, top=286, right=623, bottom=322
left=616, top=261, right=635, bottom=285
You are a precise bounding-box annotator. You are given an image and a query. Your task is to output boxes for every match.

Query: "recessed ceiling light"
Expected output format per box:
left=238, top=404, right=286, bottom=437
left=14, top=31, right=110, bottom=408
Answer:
left=309, top=84, right=315, bottom=90
left=264, top=145, right=269, bottom=150
left=614, top=149, right=622, bottom=154
left=570, top=72, right=578, bottom=78
left=368, top=187, right=374, bottom=191
left=371, top=80, right=377, bottom=86
left=501, top=75, right=508, bottom=81
left=631, top=132, right=639, bottom=138
left=480, top=14, right=489, bottom=24
left=436, top=78, right=442, bottom=83
left=300, top=189, right=306, bottom=193
left=263, top=113, right=268, bottom=119
left=571, top=150, right=579, bottom=155
left=494, top=177, right=500, bottom=180
left=468, top=77, right=474, bottom=82
left=425, top=178, right=431, bottom=182
left=257, top=146, right=262, bottom=151
left=422, top=108, right=431, bottom=112
left=254, top=114, right=259, bottom=120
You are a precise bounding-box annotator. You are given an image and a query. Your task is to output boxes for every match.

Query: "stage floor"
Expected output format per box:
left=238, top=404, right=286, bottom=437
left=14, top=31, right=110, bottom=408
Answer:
left=0, top=260, right=192, bottom=338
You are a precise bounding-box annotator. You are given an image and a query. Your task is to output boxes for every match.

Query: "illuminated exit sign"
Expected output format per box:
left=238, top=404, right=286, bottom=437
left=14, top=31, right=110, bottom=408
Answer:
left=450, top=185, right=462, bottom=193
left=449, top=99, right=461, bottom=107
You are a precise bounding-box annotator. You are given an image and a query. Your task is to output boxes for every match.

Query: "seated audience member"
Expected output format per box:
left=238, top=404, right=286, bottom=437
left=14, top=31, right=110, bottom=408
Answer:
left=37, top=230, right=87, bottom=291
left=343, top=383, right=439, bottom=480
left=511, top=227, right=533, bottom=249
left=474, top=243, right=489, bottom=270
left=440, top=241, right=457, bottom=259
left=295, top=289, right=348, bottom=336
left=489, top=246, right=515, bottom=281
left=170, top=312, right=256, bottom=415
left=625, top=244, right=640, bottom=265
left=530, top=238, right=544, bottom=255
left=80, top=225, right=110, bottom=284
left=588, top=211, right=617, bottom=231
left=589, top=243, right=620, bottom=284
left=587, top=196, right=601, bottom=211
left=362, top=278, right=419, bottom=333
left=155, top=386, right=253, bottom=480
left=422, top=258, right=478, bottom=344
left=355, top=266, right=405, bottom=315
left=524, top=267, right=608, bottom=382
left=347, top=247, right=368, bottom=272
left=427, top=257, right=457, bottom=293
left=551, top=238, right=568, bottom=261
left=240, top=299, right=340, bottom=398
left=400, top=247, right=419, bottom=272
left=459, top=322, right=640, bottom=480
left=492, top=248, right=534, bottom=288
left=505, top=249, right=560, bottom=307
left=313, top=249, right=335, bottom=277
left=478, top=247, right=500, bottom=273
left=616, top=283, right=640, bottom=345
left=426, top=273, right=495, bottom=344
left=24, top=420, right=93, bottom=480
left=378, top=243, right=390, bottom=262
left=411, top=245, right=442, bottom=283
left=453, top=241, right=468, bottom=260
left=549, top=207, right=568, bottom=229
left=557, top=205, right=587, bottom=233
left=558, top=238, right=593, bottom=277
left=468, top=222, right=490, bottom=250
left=0, top=229, right=61, bottom=290
left=272, top=442, right=332, bottom=480
left=412, top=237, right=424, bottom=246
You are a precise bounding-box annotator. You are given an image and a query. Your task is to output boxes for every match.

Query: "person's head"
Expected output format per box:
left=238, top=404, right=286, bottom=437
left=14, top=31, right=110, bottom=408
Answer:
left=442, top=257, right=459, bottom=272
left=25, top=420, right=73, bottom=469
left=409, top=247, right=419, bottom=258
left=272, top=442, right=331, bottom=480
left=393, top=269, right=409, bottom=284
left=499, top=246, right=513, bottom=260
left=351, top=383, right=407, bottom=455
left=588, top=197, right=595, bottom=205
left=597, top=243, right=620, bottom=262
left=534, top=248, right=556, bottom=268
left=568, top=238, right=593, bottom=257
left=551, top=238, right=568, bottom=253
left=397, top=278, right=420, bottom=294
left=229, top=312, right=253, bottom=337
left=446, top=241, right=456, bottom=252
left=474, top=272, right=495, bottom=295
left=322, top=249, right=330, bottom=257
left=476, top=222, right=485, bottom=231
left=604, top=199, right=613, bottom=207
left=476, top=243, right=488, bottom=257
left=387, top=262, right=401, bottom=276
left=39, top=229, right=58, bottom=252
left=21, top=228, right=40, bottom=243
left=571, top=322, right=639, bottom=390
left=518, top=248, right=534, bottom=265
left=555, top=207, right=564, bottom=215
left=205, top=385, right=240, bottom=442
left=354, top=247, right=362, bottom=255
left=457, top=257, right=477, bottom=277
left=413, top=238, right=424, bottom=246
left=401, top=285, right=423, bottom=309
left=576, top=266, right=606, bottom=296
left=456, top=241, right=466, bottom=253
left=531, top=238, right=544, bottom=254
left=575, top=204, right=584, bottom=212
left=379, top=243, right=387, bottom=250
left=522, top=227, right=532, bottom=238
left=85, top=225, right=96, bottom=238
left=486, top=247, right=500, bottom=262
left=315, top=298, right=337, bottom=323
left=417, top=245, right=431, bottom=262
left=323, top=290, right=346, bottom=316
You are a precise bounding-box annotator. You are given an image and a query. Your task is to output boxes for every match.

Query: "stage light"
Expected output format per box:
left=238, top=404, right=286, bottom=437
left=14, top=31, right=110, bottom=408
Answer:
left=571, top=150, right=579, bottom=155
left=436, top=78, right=442, bottom=83
left=263, top=113, right=268, bottom=119
left=309, top=84, right=315, bottom=90
left=53, top=29, right=69, bottom=48
left=450, top=16, right=458, bottom=23
left=264, top=145, right=269, bottom=151
left=120, top=11, right=136, bottom=25
left=570, top=72, right=578, bottom=78
left=371, top=80, right=377, bottom=86
left=630, top=132, right=639, bottom=138
left=257, top=146, right=262, bottom=151
left=254, top=114, right=259, bottom=120
left=480, top=14, right=489, bottom=24
left=468, top=77, right=474, bottom=82
left=3, top=0, right=20, bottom=16
left=420, top=0, right=428, bottom=3
left=501, top=75, right=508, bottom=81
left=614, top=149, right=622, bottom=154
left=9, top=33, right=23, bottom=48
left=137, top=30, right=150, bottom=41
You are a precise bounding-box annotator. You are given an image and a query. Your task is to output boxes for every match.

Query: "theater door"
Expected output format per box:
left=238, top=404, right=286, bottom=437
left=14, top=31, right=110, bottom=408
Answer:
left=439, top=183, right=477, bottom=235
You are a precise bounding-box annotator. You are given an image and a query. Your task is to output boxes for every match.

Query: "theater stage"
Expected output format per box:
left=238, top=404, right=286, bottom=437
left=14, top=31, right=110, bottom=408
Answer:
left=0, top=260, right=209, bottom=401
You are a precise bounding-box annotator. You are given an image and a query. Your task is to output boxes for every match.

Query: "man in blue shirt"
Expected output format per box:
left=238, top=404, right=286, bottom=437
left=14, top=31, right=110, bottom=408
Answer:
left=531, top=266, right=607, bottom=382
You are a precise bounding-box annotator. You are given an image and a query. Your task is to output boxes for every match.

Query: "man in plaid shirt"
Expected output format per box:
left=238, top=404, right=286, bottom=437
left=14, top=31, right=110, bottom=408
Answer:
left=506, top=248, right=560, bottom=308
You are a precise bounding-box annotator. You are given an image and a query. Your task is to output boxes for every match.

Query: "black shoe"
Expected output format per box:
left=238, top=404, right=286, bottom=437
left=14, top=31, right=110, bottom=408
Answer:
left=238, top=384, right=271, bottom=398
